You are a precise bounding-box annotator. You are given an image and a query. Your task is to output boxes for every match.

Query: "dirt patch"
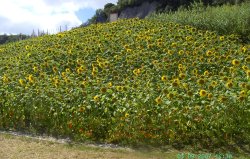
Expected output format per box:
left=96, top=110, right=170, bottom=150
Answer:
left=0, top=132, right=249, bottom=159
left=0, top=133, right=175, bottom=159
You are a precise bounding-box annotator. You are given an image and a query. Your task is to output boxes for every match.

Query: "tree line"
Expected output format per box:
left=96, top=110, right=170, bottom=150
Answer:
left=0, top=34, right=30, bottom=45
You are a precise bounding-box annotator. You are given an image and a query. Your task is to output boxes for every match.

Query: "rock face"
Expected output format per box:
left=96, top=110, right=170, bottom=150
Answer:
left=119, top=1, right=160, bottom=19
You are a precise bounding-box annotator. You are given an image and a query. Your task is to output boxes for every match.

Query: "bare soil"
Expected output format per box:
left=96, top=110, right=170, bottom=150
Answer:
left=0, top=132, right=249, bottom=159
left=0, top=133, right=176, bottom=159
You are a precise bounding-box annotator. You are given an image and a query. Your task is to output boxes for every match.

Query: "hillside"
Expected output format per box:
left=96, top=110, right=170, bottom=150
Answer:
left=0, top=18, right=249, bottom=149
left=88, top=0, right=247, bottom=24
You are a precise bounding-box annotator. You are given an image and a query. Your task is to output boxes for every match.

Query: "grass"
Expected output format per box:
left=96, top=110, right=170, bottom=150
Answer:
left=0, top=132, right=249, bottom=159
left=0, top=133, right=178, bottom=159
left=149, top=2, right=250, bottom=43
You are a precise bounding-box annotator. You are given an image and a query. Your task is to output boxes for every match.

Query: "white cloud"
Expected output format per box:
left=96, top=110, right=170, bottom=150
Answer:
left=0, top=0, right=117, bottom=35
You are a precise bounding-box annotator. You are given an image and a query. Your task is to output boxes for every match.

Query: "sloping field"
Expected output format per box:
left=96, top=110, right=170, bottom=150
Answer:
left=0, top=18, right=249, bottom=148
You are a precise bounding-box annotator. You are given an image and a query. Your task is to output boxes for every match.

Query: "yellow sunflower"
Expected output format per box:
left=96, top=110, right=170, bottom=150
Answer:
left=161, top=75, right=168, bottom=81
left=155, top=97, right=162, bottom=104
left=232, top=59, right=240, bottom=66
left=199, top=90, right=207, bottom=97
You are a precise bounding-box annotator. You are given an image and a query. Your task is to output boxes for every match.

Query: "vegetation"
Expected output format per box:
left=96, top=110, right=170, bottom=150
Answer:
left=0, top=17, right=249, bottom=149
left=85, top=0, right=248, bottom=25
left=0, top=34, right=30, bottom=45
left=149, top=1, right=250, bottom=43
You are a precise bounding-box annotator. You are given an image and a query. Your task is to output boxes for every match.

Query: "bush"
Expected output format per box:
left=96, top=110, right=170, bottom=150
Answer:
left=149, top=2, right=250, bottom=43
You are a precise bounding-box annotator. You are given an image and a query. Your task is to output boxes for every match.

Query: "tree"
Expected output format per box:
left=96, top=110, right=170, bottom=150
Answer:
left=104, top=3, right=116, bottom=15
left=0, top=34, right=8, bottom=44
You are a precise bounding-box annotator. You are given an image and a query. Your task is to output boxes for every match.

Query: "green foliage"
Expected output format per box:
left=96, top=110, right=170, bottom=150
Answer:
left=117, top=0, right=157, bottom=10
left=0, top=18, right=249, bottom=147
left=149, top=1, right=250, bottom=43
left=104, top=3, right=116, bottom=14
left=0, top=34, right=30, bottom=45
left=86, top=0, right=248, bottom=25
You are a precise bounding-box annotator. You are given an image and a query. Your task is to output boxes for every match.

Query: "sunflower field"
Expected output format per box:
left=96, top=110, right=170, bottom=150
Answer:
left=0, top=18, right=249, bottom=147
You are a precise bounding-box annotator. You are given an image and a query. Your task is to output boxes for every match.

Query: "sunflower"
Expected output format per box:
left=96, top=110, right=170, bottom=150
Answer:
left=194, top=105, right=201, bottom=111
left=192, top=69, right=198, bottom=75
left=172, top=79, right=180, bottom=87
left=187, top=91, right=193, bottom=97
left=178, top=64, right=183, bottom=70
left=133, top=69, right=141, bottom=76
left=232, top=59, right=240, bottom=66
left=204, top=71, right=209, bottom=76
left=52, top=66, right=58, bottom=73
left=19, top=79, right=25, bottom=86
left=219, top=96, right=227, bottom=102
left=219, top=36, right=225, bottom=41
left=246, top=70, right=250, bottom=78
left=199, top=89, right=207, bottom=97
left=161, top=75, right=168, bottom=81
left=125, top=113, right=129, bottom=118
left=167, top=93, right=174, bottom=99
left=197, top=79, right=205, bottom=85
left=171, top=42, right=177, bottom=48
left=28, top=74, right=34, bottom=83
left=116, top=86, right=123, bottom=91
left=33, top=66, right=38, bottom=72
left=167, top=50, right=173, bottom=55
left=241, top=46, right=247, bottom=53
left=92, top=71, right=97, bottom=77
left=157, top=41, right=163, bottom=47
left=240, top=90, right=246, bottom=97
left=61, top=72, right=66, bottom=78
left=178, top=50, right=184, bottom=55
left=242, top=65, right=248, bottom=71
left=80, top=81, right=86, bottom=89
left=239, top=82, right=246, bottom=88
left=163, top=89, right=169, bottom=94
left=208, top=85, right=214, bottom=90
left=107, top=82, right=112, bottom=88
left=206, top=50, right=213, bottom=56
left=103, top=61, right=109, bottom=68
left=245, top=56, right=250, bottom=63
left=222, top=76, right=229, bottom=82
left=205, top=105, right=211, bottom=111
left=93, top=95, right=99, bottom=102
left=2, top=75, right=9, bottom=83
left=147, top=44, right=153, bottom=49
left=100, top=87, right=107, bottom=93
left=210, top=81, right=218, bottom=87
left=155, top=97, right=162, bottom=105
left=53, top=78, right=59, bottom=87
left=47, top=48, right=52, bottom=53
left=225, top=81, right=233, bottom=88
left=238, top=95, right=246, bottom=101
left=77, top=67, right=84, bottom=74
left=182, top=83, right=189, bottom=90
left=207, top=93, right=213, bottom=99
left=179, top=73, right=186, bottom=80
left=25, top=45, right=30, bottom=50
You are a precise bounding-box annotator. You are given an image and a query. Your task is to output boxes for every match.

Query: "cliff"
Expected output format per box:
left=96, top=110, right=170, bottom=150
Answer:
left=118, top=1, right=160, bottom=19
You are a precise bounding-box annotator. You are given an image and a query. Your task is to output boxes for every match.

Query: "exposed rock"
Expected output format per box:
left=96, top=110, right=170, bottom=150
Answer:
left=119, top=1, right=160, bottom=19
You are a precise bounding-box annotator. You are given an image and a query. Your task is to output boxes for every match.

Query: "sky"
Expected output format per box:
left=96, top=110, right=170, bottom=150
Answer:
left=0, top=0, right=117, bottom=35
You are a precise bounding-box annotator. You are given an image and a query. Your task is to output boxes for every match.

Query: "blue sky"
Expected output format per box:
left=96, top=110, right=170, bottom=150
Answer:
left=76, top=8, right=96, bottom=23
left=0, top=0, right=117, bottom=35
